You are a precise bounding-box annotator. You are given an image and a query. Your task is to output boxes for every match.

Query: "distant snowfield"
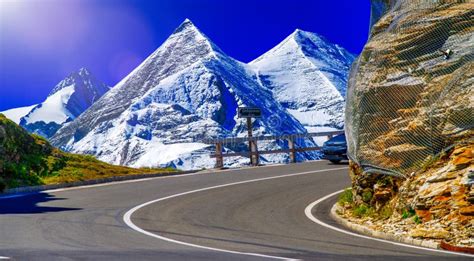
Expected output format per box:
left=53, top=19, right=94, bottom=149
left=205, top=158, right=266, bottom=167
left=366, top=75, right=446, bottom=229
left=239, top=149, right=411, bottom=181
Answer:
left=305, top=126, right=341, bottom=146
left=1, top=105, right=37, bottom=124
left=24, top=85, right=75, bottom=124
left=288, top=109, right=335, bottom=127
left=131, top=141, right=210, bottom=168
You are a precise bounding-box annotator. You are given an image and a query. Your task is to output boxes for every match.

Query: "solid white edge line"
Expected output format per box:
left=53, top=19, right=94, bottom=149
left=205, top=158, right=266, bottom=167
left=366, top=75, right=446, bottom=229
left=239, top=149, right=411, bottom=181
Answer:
left=0, top=161, right=325, bottom=199
left=44, top=162, right=315, bottom=193
left=123, top=167, right=348, bottom=261
left=304, top=190, right=474, bottom=258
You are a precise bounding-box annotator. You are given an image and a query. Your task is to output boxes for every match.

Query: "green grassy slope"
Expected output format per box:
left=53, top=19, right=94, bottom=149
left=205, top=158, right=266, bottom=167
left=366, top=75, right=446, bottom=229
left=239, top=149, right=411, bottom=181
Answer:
left=0, top=114, right=175, bottom=191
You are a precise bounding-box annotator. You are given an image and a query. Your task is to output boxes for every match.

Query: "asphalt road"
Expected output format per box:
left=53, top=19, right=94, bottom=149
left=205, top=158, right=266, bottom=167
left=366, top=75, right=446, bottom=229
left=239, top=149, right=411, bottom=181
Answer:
left=0, top=161, right=470, bottom=260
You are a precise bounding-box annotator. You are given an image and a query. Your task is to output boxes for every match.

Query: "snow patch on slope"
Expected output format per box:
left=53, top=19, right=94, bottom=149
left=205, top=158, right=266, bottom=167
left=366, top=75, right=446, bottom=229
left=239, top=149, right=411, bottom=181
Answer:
left=3, top=68, right=111, bottom=138
left=1, top=105, right=37, bottom=124
left=131, top=140, right=209, bottom=168
left=23, top=85, right=75, bottom=124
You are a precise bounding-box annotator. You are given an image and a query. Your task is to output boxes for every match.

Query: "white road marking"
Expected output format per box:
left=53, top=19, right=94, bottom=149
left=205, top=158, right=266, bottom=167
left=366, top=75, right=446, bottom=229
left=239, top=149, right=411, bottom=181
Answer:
left=0, top=174, right=202, bottom=199
left=0, top=161, right=325, bottom=199
left=44, top=163, right=310, bottom=193
left=123, top=167, right=348, bottom=260
left=304, top=190, right=474, bottom=258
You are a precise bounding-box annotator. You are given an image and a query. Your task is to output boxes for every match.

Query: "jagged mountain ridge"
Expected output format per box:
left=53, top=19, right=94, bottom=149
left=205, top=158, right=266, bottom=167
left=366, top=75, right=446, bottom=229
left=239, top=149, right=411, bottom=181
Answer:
left=3, top=68, right=110, bottom=138
left=51, top=19, right=318, bottom=169
left=2, top=19, right=355, bottom=170
left=250, top=29, right=355, bottom=130
left=46, top=68, right=110, bottom=117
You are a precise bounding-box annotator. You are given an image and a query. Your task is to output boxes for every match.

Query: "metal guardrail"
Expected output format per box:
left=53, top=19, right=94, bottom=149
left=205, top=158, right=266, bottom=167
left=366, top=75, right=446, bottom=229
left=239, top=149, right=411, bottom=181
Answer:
left=205, top=130, right=344, bottom=168
left=201, top=131, right=345, bottom=144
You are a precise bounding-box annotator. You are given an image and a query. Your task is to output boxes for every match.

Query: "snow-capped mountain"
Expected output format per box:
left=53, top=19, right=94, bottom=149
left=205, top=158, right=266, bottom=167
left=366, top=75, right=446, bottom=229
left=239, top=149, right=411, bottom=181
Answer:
left=51, top=19, right=317, bottom=170
left=249, top=29, right=355, bottom=131
left=11, top=68, right=110, bottom=138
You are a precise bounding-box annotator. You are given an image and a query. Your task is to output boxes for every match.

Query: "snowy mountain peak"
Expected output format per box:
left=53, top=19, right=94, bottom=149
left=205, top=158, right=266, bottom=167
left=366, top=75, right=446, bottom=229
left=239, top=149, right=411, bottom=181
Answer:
left=54, top=19, right=229, bottom=142
left=173, top=18, right=197, bottom=34
left=163, top=18, right=224, bottom=58
left=291, top=30, right=333, bottom=50
left=290, top=28, right=316, bottom=40
left=291, top=29, right=321, bottom=41
left=249, top=30, right=356, bottom=130
left=5, top=22, right=356, bottom=170
left=49, top=67, right=108, bottom=97
left=295, top=30, right=355, bottom=68
left=253, top=29, right=352, bottom=66
left=51, top=20, right=319, bottom=170
left=78, top=67, right=91, bottom=76
left=17, top=68, right=110, bottom=138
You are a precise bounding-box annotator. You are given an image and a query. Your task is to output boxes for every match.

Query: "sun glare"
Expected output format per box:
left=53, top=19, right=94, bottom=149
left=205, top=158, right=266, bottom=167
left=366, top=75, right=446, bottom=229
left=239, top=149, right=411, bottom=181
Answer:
left=0, top=1, right=27, bottom=23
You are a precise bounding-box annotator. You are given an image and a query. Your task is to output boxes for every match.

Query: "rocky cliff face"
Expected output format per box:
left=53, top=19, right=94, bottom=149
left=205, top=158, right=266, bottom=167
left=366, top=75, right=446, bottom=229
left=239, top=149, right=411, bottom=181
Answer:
left=343, top=0, right=473, bottom=248
left=346, top=0, right=473, bottom=175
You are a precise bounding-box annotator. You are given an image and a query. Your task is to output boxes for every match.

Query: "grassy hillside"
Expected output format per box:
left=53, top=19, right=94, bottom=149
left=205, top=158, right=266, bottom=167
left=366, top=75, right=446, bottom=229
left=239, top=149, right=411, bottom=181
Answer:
left=0, top=114, right=175, bottom=192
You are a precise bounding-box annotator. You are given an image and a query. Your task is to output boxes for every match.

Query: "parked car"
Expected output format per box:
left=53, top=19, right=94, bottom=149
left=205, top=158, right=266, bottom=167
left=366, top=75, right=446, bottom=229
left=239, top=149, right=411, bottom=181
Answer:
left=322, top=133, right=348, bottom=164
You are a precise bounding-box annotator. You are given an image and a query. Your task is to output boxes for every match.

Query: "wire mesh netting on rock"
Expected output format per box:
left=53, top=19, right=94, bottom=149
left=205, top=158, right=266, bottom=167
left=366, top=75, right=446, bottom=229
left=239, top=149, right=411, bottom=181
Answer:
left=345, top=0, right=473, bottom=177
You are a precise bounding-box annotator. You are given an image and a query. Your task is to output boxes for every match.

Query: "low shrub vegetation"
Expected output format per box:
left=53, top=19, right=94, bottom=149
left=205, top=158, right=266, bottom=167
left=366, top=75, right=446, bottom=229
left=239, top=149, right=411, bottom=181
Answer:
left=362, top=190, right=373, bottom=203
left=338, top=188, right=353, bottom=205
left=0, top=114, right=176, bottom=191
left=401, top=208, right=416, bottom=219
left=353, top=204, right=375, bottom=218
left=338, top=188, right=395, bottom=220
left=413, top=215, right=422, bottom=224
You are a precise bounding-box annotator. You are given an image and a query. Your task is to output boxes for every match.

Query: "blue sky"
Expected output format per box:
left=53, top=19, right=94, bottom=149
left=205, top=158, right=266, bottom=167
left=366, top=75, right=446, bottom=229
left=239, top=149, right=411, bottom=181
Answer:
left=0, top=0, right=371, bottom=111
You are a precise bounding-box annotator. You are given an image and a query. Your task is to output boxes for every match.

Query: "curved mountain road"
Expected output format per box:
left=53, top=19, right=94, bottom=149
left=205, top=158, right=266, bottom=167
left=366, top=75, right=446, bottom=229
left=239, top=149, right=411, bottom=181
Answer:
left=0, top=161, right=470, bottom=260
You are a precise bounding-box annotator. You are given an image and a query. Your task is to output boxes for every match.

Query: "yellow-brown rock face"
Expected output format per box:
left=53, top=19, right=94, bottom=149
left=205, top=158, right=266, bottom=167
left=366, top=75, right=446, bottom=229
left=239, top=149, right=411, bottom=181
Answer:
left=343, top=0, right=473, bottom=248
left=346, top=0, right=473, bottom=175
